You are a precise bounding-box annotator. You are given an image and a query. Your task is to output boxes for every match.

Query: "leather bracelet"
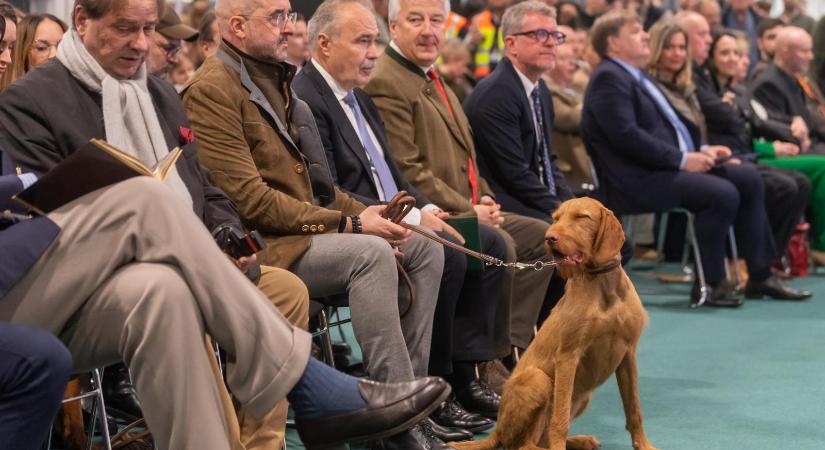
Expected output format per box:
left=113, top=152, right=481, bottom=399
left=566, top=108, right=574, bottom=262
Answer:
left=351, top=215, right=362, bottom=234
left=338, top=215, right=348, bottom=233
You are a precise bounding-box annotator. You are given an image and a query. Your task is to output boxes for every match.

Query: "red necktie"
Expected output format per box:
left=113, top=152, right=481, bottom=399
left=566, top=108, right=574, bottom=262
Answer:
left=427, top=68, right=479, bottom=204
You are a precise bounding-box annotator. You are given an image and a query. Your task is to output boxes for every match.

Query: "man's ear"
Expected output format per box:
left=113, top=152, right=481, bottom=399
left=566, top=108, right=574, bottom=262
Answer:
left=74, top=5, right=89, bottom=36
left=227, top=16, right=247, bottom=40
left=316, top=33, right=332, bottom=58
left=591, top=205, right=624, bottom=265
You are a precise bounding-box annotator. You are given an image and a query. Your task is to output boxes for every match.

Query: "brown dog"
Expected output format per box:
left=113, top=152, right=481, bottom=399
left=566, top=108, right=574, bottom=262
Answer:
left=452, top=198, right=657, bottom=450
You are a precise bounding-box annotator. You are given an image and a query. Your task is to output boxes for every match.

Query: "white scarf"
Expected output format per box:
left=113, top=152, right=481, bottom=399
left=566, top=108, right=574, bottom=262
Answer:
left=56, top=30, right=193, bottom=207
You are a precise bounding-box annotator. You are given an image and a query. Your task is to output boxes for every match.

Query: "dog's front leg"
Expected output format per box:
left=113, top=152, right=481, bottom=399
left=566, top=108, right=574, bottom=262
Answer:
left=615, top=348, right=658, bottom=450
left=546, top=356, right=578, bottom=450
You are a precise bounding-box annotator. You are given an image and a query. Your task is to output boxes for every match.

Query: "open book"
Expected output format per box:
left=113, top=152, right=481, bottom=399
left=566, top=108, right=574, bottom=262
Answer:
left=13, top=139, right=182, bottom=215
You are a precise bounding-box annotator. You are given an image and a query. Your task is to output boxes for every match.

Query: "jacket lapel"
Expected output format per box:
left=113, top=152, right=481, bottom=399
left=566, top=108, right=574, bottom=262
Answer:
left=304, top=62, right=374, bottom=181
left=216, top=49, right=299, bottom=151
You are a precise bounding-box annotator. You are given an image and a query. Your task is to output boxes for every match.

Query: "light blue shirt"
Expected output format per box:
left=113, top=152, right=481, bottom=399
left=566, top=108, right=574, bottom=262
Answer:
left=610, top=58, right=694, bottom=170
left=18, top=173, right=37, bottom=189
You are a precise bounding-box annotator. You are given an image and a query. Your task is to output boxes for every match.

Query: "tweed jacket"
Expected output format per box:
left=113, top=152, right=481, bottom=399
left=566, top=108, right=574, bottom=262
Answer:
left=545, top=78, right=592, bottom=190
left=181, top=44, right=365, bottom=269
left=365, top=45, right=493, bottom=214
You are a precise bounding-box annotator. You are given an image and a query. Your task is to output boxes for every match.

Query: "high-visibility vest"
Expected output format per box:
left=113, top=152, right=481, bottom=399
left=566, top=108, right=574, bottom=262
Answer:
left=471, top=10, right=504, bottom=78
left=445, top=11, right=468, bottom=40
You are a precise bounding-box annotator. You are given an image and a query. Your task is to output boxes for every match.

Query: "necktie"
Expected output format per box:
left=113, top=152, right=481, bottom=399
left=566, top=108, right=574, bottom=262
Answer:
left=427, top=67, right=479, bottom=204
left=531, top=88, right=556, bottom=196
left=342, top=91, right=399, bottom=201
left=639, top=74, right=695, bottom=152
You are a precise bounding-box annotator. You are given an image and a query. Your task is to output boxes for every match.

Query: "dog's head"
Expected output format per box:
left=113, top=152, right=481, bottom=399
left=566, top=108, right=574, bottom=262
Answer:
left=546, top=198, right=624, bottom=276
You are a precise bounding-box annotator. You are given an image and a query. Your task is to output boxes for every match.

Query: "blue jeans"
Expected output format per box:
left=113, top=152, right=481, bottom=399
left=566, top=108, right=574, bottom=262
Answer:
left=0, top=322, right=71, bottom=450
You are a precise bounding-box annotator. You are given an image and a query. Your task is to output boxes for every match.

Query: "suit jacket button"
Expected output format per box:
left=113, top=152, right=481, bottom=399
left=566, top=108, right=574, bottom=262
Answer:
left=310, top=225, right=318, bottom=232
left=318, top=224, right=326, bottom=232
left=294, top=164, right=304, bottom=174
left=301, top=225, right=309, bottom=232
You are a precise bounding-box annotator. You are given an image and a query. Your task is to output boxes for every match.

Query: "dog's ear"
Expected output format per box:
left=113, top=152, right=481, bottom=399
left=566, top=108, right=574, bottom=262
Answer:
left=591, top=206, right=625, bottom=265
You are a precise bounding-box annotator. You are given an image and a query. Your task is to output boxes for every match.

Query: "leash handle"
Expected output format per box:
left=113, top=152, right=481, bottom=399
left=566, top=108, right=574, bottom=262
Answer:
left=381, top=192, right=556, bottom=271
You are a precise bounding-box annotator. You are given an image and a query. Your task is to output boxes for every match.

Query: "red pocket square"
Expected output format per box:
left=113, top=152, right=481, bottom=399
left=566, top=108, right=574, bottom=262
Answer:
left=179, top=126, right=195, bottom=145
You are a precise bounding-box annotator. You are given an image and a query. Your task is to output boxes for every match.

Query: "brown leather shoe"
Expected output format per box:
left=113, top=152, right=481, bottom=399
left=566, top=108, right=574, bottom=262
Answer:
left=295, top=377, right=451, bottom=449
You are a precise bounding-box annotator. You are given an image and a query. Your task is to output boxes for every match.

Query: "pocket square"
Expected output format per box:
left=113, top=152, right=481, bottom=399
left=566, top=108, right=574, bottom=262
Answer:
left=179, top=125, right=195, bottom=145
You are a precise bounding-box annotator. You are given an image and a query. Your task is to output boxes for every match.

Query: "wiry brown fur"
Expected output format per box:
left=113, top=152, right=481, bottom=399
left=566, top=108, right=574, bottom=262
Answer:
left=452, top=198, right=658, bottom=450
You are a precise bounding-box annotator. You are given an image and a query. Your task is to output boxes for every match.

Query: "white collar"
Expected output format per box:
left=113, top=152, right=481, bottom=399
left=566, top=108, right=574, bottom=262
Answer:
left=513, top=62, right=539, bottom=99
left=312, top=59, right=351, bottom=102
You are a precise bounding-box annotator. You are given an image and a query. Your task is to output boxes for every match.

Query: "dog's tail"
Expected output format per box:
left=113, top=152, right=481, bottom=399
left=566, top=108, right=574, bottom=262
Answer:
left=449, top=434, right=500, bottom=450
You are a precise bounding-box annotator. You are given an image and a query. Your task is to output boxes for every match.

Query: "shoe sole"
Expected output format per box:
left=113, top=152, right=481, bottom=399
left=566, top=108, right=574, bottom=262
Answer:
left=302, top=384, right=453, bottom=449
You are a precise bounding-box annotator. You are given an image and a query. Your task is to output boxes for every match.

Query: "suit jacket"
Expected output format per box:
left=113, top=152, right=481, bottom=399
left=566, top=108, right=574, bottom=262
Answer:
left=292, top=60, right=431, bottom=208
left=365, top=45, right=493, bottom=214
left=464, top=57, right=572, bottom=220
left=692, top=66, right=750, bottom=151
left=0, top=58, right=240, bottom=232
left=182, top=45, right=365, bottom=269
left=581, top=58, right=700, bottom=214
left=750, top=64, right=825, bottom=144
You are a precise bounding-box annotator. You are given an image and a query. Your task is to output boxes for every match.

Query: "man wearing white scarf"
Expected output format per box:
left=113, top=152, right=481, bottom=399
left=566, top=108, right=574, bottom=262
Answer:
left=0, top=0, right=326, bottom=448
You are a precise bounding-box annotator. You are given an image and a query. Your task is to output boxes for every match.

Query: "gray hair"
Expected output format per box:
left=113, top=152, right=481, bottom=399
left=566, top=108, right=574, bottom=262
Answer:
left=308, top=0, right=376, bottom=50
left=501, top=1, right=557, bottom=38
left=388, top=0, right=450, bottom=22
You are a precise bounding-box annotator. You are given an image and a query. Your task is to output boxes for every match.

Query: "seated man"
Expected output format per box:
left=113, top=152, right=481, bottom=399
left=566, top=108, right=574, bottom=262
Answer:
left=1, top=176, right=449, bottom=450
left=0, top=0, right=308, bottom=445
left=181, top=1, right=444, bottom=446
left=365, top=0, right=555, bottom=369
left=751, top=26, right=825, bottom=155
left=293, top=0, right=501, bottom=441
left=581, top=10, right=806, bottom=307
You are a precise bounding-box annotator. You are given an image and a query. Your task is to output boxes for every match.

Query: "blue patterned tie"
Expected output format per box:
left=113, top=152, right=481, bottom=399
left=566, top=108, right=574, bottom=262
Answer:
left=343, top=91, right=399, bottom=200
left=531, top=88, right=556, bottom=196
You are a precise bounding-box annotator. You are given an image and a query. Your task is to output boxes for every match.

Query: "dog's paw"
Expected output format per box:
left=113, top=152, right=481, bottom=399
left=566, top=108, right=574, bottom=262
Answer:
left=566, top=435, right=601, bottom=450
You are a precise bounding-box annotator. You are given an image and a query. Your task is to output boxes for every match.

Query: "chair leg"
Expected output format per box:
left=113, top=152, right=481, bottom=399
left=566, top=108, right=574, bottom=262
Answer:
left=92, top=369, right=113, bottom=450
left=686, top=213, right=708, bottom=308
left=318, top=309, right=336, bottom=369
left=728, top=227, right=742, bottom=290
left=655, top=212, right=670, bottom=267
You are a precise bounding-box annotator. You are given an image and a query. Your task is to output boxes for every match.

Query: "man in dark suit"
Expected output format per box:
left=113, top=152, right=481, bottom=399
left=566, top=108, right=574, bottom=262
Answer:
left=581, top=10, right=808, bottom=306
left=464, top=2, right=574, bottom=221
left=751, top=26, right=825, bottom=154
left=292, top=1, right=499, bottom=445
left=463, top=1, right=578, bottom=322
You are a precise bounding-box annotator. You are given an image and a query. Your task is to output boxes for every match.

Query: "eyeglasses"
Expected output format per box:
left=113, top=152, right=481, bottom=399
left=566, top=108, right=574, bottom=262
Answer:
left=242, top=11, right=298, bottom=30
left=157, top=41, right=182, bottom=58
left=31, top=40, right=60, bottom=53
left=510, top=29, right=566, bottom=45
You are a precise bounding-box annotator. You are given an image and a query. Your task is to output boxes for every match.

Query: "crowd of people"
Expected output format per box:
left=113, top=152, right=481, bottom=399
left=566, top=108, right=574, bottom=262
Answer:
left=0, top=0, right=823, bottom=449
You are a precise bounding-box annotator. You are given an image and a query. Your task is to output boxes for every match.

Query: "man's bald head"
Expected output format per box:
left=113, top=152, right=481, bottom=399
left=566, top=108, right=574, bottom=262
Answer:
left=774, top=26, right=813, bottom=75
left=215, top=0, right=295, bottom=62
left=675, top=10, right=711, bottom=65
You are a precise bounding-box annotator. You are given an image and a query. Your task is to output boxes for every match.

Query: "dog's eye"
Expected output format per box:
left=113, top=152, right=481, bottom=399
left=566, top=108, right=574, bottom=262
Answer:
left=575, top=214, right=591, bottom=220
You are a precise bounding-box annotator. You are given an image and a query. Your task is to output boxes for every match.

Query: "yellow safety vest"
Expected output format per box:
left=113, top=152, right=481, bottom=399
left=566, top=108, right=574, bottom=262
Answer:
left=471, top=10, right=504, bottom=78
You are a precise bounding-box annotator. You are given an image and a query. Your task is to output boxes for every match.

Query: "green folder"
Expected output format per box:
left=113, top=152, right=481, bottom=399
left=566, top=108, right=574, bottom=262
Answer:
left=446, top=215, right=484, bottom=271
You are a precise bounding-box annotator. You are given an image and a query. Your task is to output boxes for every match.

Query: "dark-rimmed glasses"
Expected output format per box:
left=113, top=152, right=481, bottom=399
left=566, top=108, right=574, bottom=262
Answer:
left=510, top=29, right=566, bottom=45
left=242, top=11, right=298, bottom=29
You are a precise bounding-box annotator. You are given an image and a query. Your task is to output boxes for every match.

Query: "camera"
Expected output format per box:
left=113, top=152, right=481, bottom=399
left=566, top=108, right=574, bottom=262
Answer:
left=212, top=223, right=266, bottom=259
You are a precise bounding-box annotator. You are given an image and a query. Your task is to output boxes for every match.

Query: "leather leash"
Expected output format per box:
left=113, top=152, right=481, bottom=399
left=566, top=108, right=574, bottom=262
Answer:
left=380, top=192, right=557, bottom=271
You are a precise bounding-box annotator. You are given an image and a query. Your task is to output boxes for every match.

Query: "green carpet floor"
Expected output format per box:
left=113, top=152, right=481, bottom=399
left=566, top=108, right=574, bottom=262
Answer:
left=286, top=264, right=825, bottom=449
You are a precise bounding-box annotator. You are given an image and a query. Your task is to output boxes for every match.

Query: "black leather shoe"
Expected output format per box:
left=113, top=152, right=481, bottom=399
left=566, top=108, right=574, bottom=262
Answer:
left=432, top=394, right=493, bottom=433
left=744, top=275, right=812, bottom=300
left=103, top=363, right=143, bottom=421
left=370, top=423, right=451, bottom=450
left=295, top=376, right=450, bottom=449
left=691, top=279, right=743, bottom=308
left=455, top=379, right=500, bottom=419
left=424, top=416, right=473, bottom=442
